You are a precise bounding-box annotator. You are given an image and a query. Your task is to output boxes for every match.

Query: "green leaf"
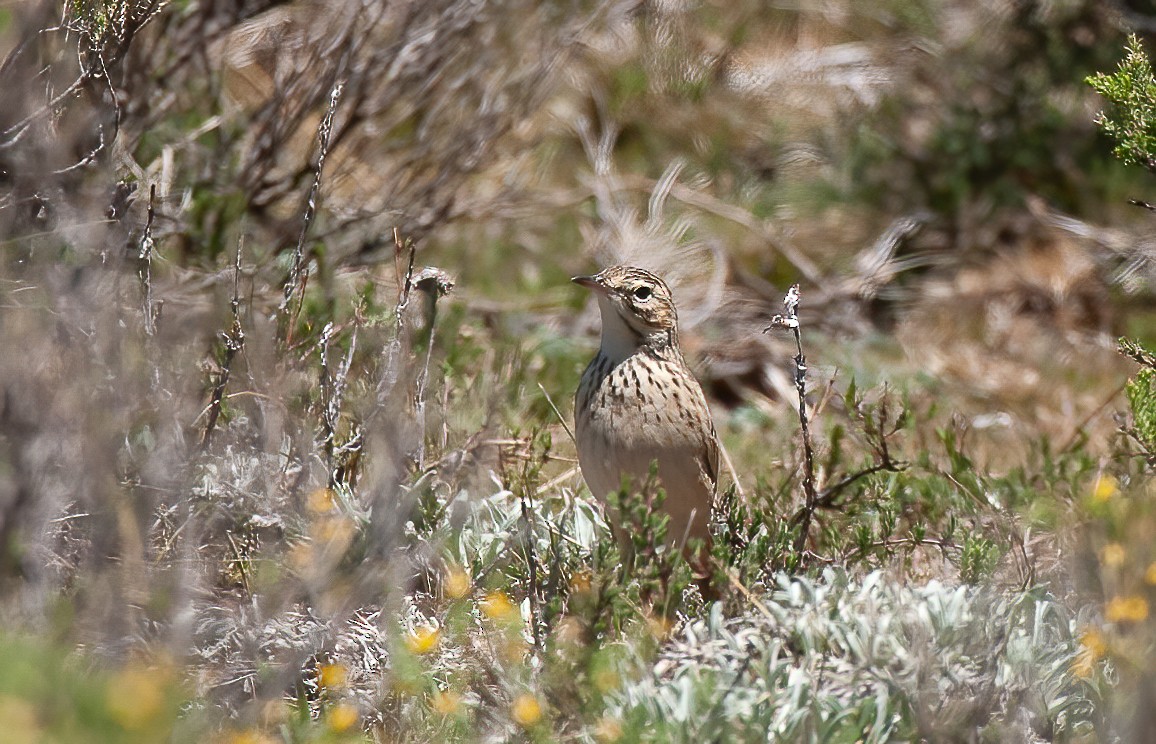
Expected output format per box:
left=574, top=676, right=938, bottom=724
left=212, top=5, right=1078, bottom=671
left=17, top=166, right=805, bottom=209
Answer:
left=1087, top=34, right=1156, bottom=168
left=1126, top=366, right=1156, bottom=448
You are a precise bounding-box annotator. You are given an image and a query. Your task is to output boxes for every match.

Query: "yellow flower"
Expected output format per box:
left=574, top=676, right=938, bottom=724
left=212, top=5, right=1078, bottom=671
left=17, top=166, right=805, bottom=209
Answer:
left=594, top=716, right=624, bottom=743
left=0, top=695, right=41, bottom=744
left=1072, top=652, right=1097, bottom=679
left=326, top=703, right=359, bottom=733
left=430, top=689, right=462, bottom=716
left=1080, top=628, right=1108, bottom=659
left=511, top=693, right=543, bottom=728
left=1145, top=562, right=1156, bottom=585
left=288, top=542, right=314, bottom=572
left=1101, top=543, right=1126, bottom=568
left=404, top=625, right=441, bottom=655
left=569, top=570, right=593, bottom=595
left=224, top=730, right=277, bottom=744
left=481, top=591, right=517, bottom=621
left=314, top=514, right=355, bottom=549
left=1092, top=474, right=1119, bottom=503
left=318, top=663, right=348, bottom=690
left=1072, top=628, right=1109, bottom=679
left=444, top=564, right=471, bottom=599
left=307, top=488, right=338, bottom=513
left=106, top=665, right=166, bottom=731
left=1106, top=594, right=1150, bottom=623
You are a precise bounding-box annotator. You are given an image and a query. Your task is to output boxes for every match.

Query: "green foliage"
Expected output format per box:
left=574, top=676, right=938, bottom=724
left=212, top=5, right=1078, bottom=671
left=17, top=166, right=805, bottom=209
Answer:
left=846, top=1, right=1129, bottom=219
left=1088, top=34, right=1156, bottom=168
left=959, top=534, right=999, bottom=584
left=1126, top=366, right=1156, bottom=449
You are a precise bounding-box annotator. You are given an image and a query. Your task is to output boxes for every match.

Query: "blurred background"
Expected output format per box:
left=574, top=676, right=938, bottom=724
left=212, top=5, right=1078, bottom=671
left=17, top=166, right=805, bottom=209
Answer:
left=2, top=0, right=1156, bottom=740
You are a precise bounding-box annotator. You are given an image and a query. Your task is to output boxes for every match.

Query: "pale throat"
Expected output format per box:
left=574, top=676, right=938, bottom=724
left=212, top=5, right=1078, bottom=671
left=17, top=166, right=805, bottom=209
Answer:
left=594, top=295, right=670, bottom=363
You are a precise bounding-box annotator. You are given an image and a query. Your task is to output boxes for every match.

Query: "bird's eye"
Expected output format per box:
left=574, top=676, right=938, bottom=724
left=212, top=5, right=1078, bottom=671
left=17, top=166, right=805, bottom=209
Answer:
left=633, top=286, right=653, bottom=301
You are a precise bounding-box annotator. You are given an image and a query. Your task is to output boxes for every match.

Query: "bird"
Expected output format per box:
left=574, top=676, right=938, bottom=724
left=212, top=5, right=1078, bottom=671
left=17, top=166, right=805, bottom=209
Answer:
left=572, top=265, right=720, bottom=554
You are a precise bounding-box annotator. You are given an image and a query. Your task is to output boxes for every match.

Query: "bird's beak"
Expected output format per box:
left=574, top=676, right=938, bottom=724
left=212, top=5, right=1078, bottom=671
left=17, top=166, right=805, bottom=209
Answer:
left=571, top=275, right=604, bottom=293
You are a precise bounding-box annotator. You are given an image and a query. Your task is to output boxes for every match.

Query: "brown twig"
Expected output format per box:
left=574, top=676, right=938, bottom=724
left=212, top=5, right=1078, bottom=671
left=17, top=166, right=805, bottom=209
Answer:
left=1119, top=337, right=1156, bottom=370
left=318, top=321, right=357, bottom=488
left=200, top=240, right=246, bottom=451
left=137, top=184, right=158, bottom=336
left=764, top=285, right=817, bottom=553
left=803, top=459, right=903, bottom=516
left=519, top=487, right=542, bottom=652
left=842, top=535, right=959, bottom=564
left=393, top=228, right=417, bottom=331
left=279, top=81, right=344, bottom=341
left=409, top=267, right=454, bottom=469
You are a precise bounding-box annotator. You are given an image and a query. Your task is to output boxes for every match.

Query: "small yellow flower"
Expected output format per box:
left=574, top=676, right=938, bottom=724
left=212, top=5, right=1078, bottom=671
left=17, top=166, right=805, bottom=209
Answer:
left=1106, top=594, right=1150, bottom=623
left=404, top=625, right=441, bottom=655
left=318, top=663, right=348, bottom=690
left=444, top=564, right=471, bottom=599
left=314, top=514, right=355, bottom=549
left=288, top=542, right=314, bottom=572
left=430, top=689, right=462, bottom=716
left=594, top=716, right=624, bottom=743
left=481, top=591, right=517, bottom=621
left=1072, top=628, right=1109, bottom=679
left=1101, top=543, right=1127, bottom=568
left=1072, top=652, right=1097, bottom=679
left=326, top=703, right=359, bottom=733
left=1092, top=474, right=1119, bottom=503
left=307, top=488, right=338, bottom=513
left=0, top=695, right=41, bottom=744
left=106, top=665, right=166, bottom=731
left=569, top=570, right=593, bottom=595
left=1080, top=628, right=1109, bottom=659
left=511, top=693, right=543, bottom=728
left=224, top=730, right=277, bottom=744
left=1145, top=562, right=1156, bottom=586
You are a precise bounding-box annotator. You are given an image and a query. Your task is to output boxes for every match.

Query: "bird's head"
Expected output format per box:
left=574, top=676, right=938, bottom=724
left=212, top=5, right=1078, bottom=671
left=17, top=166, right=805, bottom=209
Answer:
left=573, top=266, right=679, bottom=356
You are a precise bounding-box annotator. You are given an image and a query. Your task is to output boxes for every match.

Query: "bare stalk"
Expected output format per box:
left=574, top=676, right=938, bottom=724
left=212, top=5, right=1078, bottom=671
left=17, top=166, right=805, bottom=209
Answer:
left=409, top=267, right=454, bottom=470
left=1120, top=337, right=1156, bottom=370
left=764, top=285, right=817, bottom=553
left=318, top=321, right=358, bottom=488
left=137, top=184, right=158, bottom=336
left=279, top=81, right=344, bottom=341
left=519, top=488, right=542, bottom=652
left=200, top=241, right=246, bottom=451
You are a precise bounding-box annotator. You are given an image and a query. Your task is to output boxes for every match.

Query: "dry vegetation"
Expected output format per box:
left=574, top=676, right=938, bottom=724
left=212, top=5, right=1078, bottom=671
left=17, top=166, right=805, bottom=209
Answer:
left=2, top=0, right=1156, bottom=741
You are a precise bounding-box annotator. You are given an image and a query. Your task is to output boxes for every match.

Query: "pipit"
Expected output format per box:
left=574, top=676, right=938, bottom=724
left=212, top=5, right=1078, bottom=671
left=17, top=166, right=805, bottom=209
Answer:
left=573, top=266, right=720, bottom=550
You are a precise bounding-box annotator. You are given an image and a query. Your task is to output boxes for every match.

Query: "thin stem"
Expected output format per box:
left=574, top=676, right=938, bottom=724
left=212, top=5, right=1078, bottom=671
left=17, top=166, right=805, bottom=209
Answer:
left=764, top=285, right=817, bottom=553
left=279, top=81, right=344, bottom=341
left=138, top=184, right=157, bottom=336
